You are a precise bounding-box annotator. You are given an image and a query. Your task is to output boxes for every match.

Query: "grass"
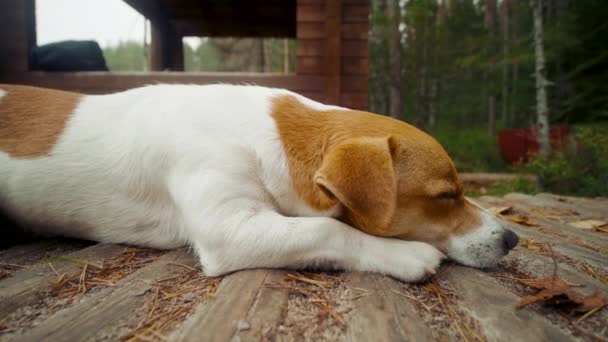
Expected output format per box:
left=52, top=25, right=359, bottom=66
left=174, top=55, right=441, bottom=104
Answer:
left=465, top=176, right=539, bottom=198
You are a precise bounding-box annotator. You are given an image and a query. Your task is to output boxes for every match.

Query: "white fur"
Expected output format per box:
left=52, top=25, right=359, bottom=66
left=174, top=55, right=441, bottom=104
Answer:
left=1, top=84, right=454, bottom=281
left=0, top=89, right=6, bottom=99
left=448, top=198, right=507, bottom=268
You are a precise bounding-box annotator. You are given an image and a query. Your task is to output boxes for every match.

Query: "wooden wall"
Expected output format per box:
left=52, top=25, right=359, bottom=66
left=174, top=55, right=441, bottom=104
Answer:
left=0, top=0, right=369, bottom=110
left=296, top=0, right=369, bottom=110
left=0, top=0, right=36, bottom=74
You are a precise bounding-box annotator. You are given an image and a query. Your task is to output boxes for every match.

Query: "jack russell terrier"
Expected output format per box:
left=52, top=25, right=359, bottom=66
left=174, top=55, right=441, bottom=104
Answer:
left=0, top=84, right=518, bottom=282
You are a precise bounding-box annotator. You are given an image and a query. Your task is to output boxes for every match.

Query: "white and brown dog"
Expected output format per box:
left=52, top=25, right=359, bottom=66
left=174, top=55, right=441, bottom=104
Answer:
left=0, top=84, right=518, bottom=282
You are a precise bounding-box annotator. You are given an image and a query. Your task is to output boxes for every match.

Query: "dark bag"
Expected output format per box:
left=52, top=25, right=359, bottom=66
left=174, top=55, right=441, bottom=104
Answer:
left=30, top=40, right=109, bottom=72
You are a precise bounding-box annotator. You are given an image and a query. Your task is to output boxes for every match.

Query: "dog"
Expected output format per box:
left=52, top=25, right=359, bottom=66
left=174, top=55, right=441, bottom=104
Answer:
left=0, top=84, right=518, bottom=282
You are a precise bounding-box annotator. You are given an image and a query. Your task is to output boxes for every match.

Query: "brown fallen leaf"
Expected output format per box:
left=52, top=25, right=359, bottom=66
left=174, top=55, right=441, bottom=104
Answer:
left=529, top=207, right=578, bottom=218
left=505, top=215, right=539, bottom=226
left=520, top=238, right=545, bottom=251
left=593, top=226, right=608, bottom=234
left=516, top=276, right=608, bottom=316
left=576, top=291, right=608, bottom=313
left=489, top=206, right=513, bottom=216
left=569, top=219, right=608, bottom=230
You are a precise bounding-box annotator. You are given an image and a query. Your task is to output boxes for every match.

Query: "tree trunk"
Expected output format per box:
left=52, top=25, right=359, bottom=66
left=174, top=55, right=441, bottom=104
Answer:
left=419, top=7, right=431, bottom=127
left=500, top=0, right=511, bottom=125
left=387, top=0, right=402, bottom=118
left=485, top=0, right=498, bottom=135
left=283, top=39, right=289, bottom=73
left=532, top=0, right=551, bottom=158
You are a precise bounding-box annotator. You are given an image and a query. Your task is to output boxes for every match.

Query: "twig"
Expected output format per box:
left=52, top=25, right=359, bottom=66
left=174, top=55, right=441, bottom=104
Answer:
left=391, top=289, right=432, bottom=312
left=577, top=305, right=604, bottom=322
left=167, top=262, right=196, bottom=272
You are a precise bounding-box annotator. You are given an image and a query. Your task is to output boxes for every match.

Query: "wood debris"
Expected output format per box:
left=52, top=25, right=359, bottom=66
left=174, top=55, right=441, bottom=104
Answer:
left=516, top=276, right=608, bottom=319
left=50, top=248, right=165, bottom=300
left=267, top=272, right=346, bottom=328
left=519, top=238, right=546, bottom=251
left=488, top=206, right=513, bottom=215
left=122, top=267, right=221, bottom=342
left=568, top=219, right=608, bottom=230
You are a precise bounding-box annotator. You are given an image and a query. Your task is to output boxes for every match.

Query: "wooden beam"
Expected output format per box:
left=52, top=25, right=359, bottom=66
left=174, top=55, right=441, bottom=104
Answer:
left=0, top=72, right=325, bottom=94
left=0, top=0, right=35, bottom=72
left=324, top=0, right=342, bottom=105
left=150, top=21, right=183, bottom=71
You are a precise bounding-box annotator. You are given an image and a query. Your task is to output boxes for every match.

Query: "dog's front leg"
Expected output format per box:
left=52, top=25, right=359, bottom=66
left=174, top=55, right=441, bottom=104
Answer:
left=171, top=170, right=445, bottom=282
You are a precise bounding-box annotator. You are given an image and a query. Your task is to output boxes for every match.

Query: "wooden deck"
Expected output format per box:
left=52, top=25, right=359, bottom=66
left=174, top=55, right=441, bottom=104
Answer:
left=1, top=193, right=607, bottom=341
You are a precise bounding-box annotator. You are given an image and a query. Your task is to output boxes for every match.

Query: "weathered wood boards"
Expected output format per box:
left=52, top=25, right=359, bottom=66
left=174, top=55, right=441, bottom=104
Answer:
left=1, top=192, right=607, bottom=341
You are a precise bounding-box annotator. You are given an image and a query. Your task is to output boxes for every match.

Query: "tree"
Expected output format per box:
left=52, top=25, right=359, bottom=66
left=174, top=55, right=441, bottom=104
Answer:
left=531, top=0, right=551, bottom=158
left=387, top=0, right=402, bottom=118
left=484, top=0, right=498, bottom=135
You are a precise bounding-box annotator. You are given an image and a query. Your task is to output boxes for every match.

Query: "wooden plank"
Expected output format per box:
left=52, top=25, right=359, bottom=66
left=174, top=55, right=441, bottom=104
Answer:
left=475, top=197, right=608, bottom=269
left=340, top=92, right=368, bottom=110
left=325, top=0, right=342, bottom=105
left=1, top=72, right=325, bottom=94
left=297, top=39, right=324, bottom=57
left=298, top=22, right=326, bottom=39
left=501, top=193, right=608, bottom=246
left=297, top=56, right=324, bottom=74
left=297, top=4, right=325, bottom=22
left=341, top=56, right=368, bottom=75
left=503, top=248, right=608, bottom=294
left=441, top=266, right=574, bottom=341
left=342, top=22, right=369, bottom=40
left=535, top=193, right=608, bottom=218
left=13, top=249, right=198, bottom=342
left=342, top=75, right=368, bottom=92
left=478, top=195, right=608, bottom=252
left=0, top=239, right=91, bottom=268
left=234, top=271, right=289, bottom=341
left=342, top=40, right=369, bottom=57
left=173, top=270, right=271, bottom=342
left=0, top=244, right=126, bottom=318
left=297, top=0, right=325, bottom=4
left=0, top=0, right=32, bottom=72
left=345, top=273, right=434, bottom=341
left=343, top=4, right=369, bottom=22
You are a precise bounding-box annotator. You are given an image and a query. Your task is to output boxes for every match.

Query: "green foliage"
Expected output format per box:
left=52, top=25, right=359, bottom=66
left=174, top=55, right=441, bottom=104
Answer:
left=466, top=176, right=538, bottom=198
left=431, top=125, right=507, bottom=173
left=102, top=41, right=147, bottom=71
left=522, top=124, right=608, bottom=196
left=369, top=0, right=608, bottom=129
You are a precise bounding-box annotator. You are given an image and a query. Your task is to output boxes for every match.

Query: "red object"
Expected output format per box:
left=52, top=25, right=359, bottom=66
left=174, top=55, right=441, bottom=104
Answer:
left=498, top=126, right=570, bottom=165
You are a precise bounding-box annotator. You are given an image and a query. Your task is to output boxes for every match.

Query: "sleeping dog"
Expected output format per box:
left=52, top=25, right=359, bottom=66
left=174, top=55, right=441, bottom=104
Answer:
left=0, top=84, right=518, bottom=282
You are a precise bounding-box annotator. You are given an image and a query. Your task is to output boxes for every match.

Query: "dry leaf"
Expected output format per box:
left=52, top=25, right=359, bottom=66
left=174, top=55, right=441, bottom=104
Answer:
left=529, top=207, right=578, bottom=218
left=576, top=292, right=608, bottom=313
left=516, top=276, right=608, bottom=315
left=505, top=215, right=539, bottom=226
left=569, top=219, right=608, bottom=230
left=520, top=239, right=544, bottom=251
left=489, top=206, right=513, bottom=215
left=593, top=226, right=608, bottom=234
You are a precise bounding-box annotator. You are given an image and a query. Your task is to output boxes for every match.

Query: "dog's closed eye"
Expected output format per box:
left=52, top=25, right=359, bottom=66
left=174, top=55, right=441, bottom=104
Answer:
left=435, top=191, right=460, bottom=200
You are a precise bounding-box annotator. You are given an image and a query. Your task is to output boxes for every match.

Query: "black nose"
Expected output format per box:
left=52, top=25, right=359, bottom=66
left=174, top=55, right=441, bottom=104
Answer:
left=502, top=229, right=519, bottom=251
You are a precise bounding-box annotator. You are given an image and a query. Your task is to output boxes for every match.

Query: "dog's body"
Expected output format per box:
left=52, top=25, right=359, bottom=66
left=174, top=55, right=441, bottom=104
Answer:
left=0, top=84, right=517, bottom=282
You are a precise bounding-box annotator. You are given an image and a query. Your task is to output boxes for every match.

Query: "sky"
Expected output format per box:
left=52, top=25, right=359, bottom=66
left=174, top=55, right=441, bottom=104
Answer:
left=36, top=0, right=147, bottom=47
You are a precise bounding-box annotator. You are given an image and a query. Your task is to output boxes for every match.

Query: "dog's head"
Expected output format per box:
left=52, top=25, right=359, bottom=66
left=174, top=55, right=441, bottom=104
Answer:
left=313, top=119, right=518, bottom=268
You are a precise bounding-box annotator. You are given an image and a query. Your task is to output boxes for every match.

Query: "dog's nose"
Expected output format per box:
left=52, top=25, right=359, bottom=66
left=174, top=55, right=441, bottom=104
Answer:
left=502, top=229, right=519, bottom=251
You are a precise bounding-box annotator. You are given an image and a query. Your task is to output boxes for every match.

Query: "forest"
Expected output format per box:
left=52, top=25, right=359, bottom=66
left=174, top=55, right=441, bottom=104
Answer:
left=102, top=0, right=608, bottom=196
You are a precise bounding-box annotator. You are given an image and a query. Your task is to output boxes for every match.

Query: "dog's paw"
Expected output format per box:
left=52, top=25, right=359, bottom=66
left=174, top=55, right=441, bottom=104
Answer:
left=367, top=240, right=445, bottom=283
left=400, top=241, right=446, bottom=282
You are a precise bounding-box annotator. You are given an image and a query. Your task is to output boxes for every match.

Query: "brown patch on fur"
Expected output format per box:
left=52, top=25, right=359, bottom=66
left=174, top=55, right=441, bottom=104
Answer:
left=271, top=95, right=478, bottom=242
left=0, top=84, right=81, bottom=158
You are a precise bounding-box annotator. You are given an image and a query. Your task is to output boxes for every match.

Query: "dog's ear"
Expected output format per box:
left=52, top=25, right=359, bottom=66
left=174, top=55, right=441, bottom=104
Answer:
left=314, top=136, right=397, bottom=235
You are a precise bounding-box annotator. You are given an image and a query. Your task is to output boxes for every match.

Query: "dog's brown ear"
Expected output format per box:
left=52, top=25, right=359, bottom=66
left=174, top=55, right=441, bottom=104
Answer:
left=314, top=136, right=396, bottom=235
